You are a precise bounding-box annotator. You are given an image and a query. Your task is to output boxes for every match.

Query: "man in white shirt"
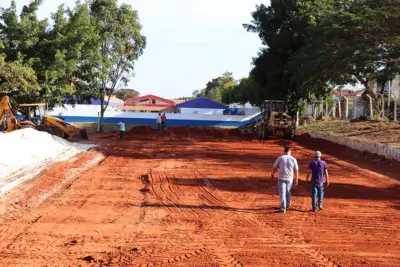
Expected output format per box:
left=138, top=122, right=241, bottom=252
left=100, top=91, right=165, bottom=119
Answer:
left=156, top=113, right=162, bottom=131
left=271, top=146, right=299, bottom=213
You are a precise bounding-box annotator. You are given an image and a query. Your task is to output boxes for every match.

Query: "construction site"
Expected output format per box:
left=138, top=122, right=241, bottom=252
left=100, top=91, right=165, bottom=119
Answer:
left=0, top=122, right=399, bottom=266
left=1, top=0, right=399, bottom=266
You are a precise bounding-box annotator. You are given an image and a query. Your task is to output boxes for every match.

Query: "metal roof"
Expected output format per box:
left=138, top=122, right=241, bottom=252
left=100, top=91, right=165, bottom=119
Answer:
left=176, top=97, right=228, bottom=109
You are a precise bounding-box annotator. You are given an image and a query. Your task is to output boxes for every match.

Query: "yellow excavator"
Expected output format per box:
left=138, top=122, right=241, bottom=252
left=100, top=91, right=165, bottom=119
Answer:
left=0, top=96, right=88, bottom=140
left=0, top=96, right=19, bottom=132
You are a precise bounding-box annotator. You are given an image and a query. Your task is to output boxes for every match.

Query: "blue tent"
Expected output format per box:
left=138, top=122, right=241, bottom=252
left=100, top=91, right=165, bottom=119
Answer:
left=176, top=97, right=228, bottom=109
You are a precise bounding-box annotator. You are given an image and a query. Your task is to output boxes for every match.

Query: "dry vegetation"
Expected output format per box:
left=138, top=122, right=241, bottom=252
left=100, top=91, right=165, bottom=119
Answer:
left=301, top=120, right=400, bottom=146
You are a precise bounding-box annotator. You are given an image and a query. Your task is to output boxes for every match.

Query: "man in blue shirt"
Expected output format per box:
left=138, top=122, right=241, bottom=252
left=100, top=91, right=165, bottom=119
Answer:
left=117, top=119, right=126, bottom=140
left=306, top=151, right=329, bottom=212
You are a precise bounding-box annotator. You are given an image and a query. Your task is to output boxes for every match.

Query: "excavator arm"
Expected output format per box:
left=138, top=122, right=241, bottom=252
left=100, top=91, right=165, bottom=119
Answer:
left=0, top=96, right=18, bottom=132
left=42, top=115, right=78, bottom=139
left=42, top=115, right=88, bottom=140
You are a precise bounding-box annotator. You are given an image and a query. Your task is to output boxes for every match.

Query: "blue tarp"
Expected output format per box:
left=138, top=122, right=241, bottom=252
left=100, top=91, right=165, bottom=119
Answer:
left=176, top=97, right=228, bottom=109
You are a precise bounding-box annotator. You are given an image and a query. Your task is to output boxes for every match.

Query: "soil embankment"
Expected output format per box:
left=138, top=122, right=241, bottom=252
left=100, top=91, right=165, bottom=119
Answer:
left=0, top=126, right=399, bottom=266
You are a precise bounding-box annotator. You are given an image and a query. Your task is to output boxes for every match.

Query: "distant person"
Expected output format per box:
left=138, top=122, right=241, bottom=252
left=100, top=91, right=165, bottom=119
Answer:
left=260, top=116, right=265, bottom=138
left=306, top=151, right=329, bottom=212
left=117, top=119, right=125, bottom=140
left=271, top=146, right=299, bottom=213
left=161, top=112, right=167, bottom=130
left=156, top=112, right=162, bottom=131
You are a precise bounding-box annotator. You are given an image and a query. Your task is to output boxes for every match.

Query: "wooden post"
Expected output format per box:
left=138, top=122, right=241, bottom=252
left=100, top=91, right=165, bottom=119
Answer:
left=343, top=96, right=349, bottom=119
left=325, top=100, right=329, bottom=117
left=319, top=100, right=324, bottom=117
left=353, top=97, right=358, bottom=119
left=313, top=103, right=317, bottom=119
left=332, top=104, right=336, bottom=118
left=366, top=95, right=373, bottom=117
left=296, top=110, right=299, bottom=127
left=394, top=98, right=398, bottom=122
left=338, top=98, right=342, bottom=119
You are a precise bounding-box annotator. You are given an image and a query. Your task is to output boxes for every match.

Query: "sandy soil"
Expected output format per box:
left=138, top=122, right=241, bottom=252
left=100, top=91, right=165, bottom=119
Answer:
left=0, top=126, right=399, bottom=266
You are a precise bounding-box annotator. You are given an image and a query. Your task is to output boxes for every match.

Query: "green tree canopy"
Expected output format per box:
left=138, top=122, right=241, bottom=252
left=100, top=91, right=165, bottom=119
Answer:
left=0, top=50, right=40, bottom=103
left=87, top=0, right=146, bottom=131
left=292, top=0, right=400, bottom=93
left=194, top=72, right=237, bottom=103
left=115, top=88, right=140, bottom=101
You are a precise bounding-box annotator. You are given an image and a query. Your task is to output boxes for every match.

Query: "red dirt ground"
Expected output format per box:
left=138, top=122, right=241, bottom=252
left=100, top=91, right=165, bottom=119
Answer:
left=0, top=127, right=399, bottom=266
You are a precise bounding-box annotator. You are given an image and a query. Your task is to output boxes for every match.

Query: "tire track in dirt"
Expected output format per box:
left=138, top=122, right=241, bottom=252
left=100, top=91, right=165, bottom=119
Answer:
left=0, top=152, right=105, bottom=261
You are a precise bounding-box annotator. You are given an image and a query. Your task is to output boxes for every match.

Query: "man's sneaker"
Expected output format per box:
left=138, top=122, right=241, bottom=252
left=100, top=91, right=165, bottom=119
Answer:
left=312, top=208, right=318, bottom=212
left=319, top=205, right=323, bottom=210
left=279, top=209, right=286, bottom=213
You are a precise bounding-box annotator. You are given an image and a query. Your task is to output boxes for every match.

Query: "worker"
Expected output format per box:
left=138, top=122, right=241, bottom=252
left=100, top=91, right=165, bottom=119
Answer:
left=260, top=116, right=265, bottom=139
left=161, top=112, right=167, bottom=130
left=117, top=119, right=125, bottom=140
left=156, top=112, right=162, bottom=131
left=271, top=146, right=299, bottom=213
left=306, top=151, right=329, bottom=212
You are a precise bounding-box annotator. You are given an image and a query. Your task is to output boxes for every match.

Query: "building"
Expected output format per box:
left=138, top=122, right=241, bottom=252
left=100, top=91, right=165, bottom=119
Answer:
left=176, top=97, right=228, bottom=115
left=63, top=96, right=124, bottom=107
left=333, top=89, right=365, bottom=100
left=89, top=96, right=125, bottom=106
left=124, top=94, right=176, bottom=113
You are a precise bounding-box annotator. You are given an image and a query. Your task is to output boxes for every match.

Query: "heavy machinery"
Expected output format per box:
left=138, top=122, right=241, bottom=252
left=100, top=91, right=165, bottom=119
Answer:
left=260, top=100, right=296, bottom=140
left=266, top=111, right=295, bottom=139
left=19, top=103, right=88, bottom=140
left=0, top=96, right=19, bottom=132
left=0, top=96, right=88, bottom=140
left=41, top=115, right=88, bottom=140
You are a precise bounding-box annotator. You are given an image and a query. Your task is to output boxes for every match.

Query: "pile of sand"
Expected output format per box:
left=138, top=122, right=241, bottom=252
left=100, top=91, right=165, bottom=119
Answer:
left=0, top=128, right=94, bottom=196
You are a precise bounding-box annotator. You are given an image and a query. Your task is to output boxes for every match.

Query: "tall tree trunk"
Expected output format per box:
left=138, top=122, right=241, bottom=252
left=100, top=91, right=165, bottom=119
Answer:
left=100, top=98, right=105, bottom=132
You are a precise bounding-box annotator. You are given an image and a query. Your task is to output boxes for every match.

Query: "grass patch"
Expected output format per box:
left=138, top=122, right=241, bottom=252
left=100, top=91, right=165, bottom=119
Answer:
left=300, top=120, right=400, bottom=146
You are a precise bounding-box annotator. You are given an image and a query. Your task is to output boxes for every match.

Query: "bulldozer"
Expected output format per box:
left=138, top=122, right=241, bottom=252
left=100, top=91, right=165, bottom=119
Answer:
left=0, top=96, right=88, bottom=140
left=266, top=111, right=295, bottom=139
left=259, top=100, right=296, bottom=140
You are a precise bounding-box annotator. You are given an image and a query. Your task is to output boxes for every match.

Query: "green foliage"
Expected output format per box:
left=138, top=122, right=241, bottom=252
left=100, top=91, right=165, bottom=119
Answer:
left=0, top=0, right=146, bottom=131
left=242, top=1, right=311, bottom=114
left=194, top=72, right=237, bottom=103
left=240, top=0, right=399, bottom=115
left=0, top=0, right=100, bottom=106
left=293, top=0, right=400, bottom=92
left=0, top=50, right=40, bottom=103
left=221, top=76, right=263, bottom=106
left=115, top=88, right=140, bottom=101
left=88, top=0, right=146, bottom=131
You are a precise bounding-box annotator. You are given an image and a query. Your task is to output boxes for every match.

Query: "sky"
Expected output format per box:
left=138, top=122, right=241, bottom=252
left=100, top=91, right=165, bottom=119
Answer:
left=10, top=0, right=267, bottom=98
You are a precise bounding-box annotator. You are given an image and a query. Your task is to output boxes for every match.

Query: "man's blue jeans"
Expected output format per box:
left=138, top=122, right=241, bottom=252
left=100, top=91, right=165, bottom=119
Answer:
left=278, top=180, right=293, bottom=211
left=312, top=183, right=324, bottom=210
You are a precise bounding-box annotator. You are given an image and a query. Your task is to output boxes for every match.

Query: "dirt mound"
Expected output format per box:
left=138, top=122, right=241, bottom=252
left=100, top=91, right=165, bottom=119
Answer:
left=127, top=125, right=154, bottom=135
left=100, top=126, right=256, bottom=141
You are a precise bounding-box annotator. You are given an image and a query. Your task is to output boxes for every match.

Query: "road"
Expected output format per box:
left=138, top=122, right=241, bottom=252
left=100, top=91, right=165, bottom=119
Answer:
left=0, top=127, right=399, bottom=266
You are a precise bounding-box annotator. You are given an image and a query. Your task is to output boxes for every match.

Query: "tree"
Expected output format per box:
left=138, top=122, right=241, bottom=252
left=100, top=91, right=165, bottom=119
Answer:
left=192, top=89, right=201, bottom=98
left=0, top=50, right=40, bottom=103
left=88, top=0, right=146, bottom=131
left=242, top=1, right=343, bottom=115
left=196, top=72, right=237, bottom=102
left=0, top=0, right=101, bottom=107
left=115, top=88, right=140, bottom=101
left=293, top=0, right=400, bottom=95
left=243, top=1, right=307, bottom=115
